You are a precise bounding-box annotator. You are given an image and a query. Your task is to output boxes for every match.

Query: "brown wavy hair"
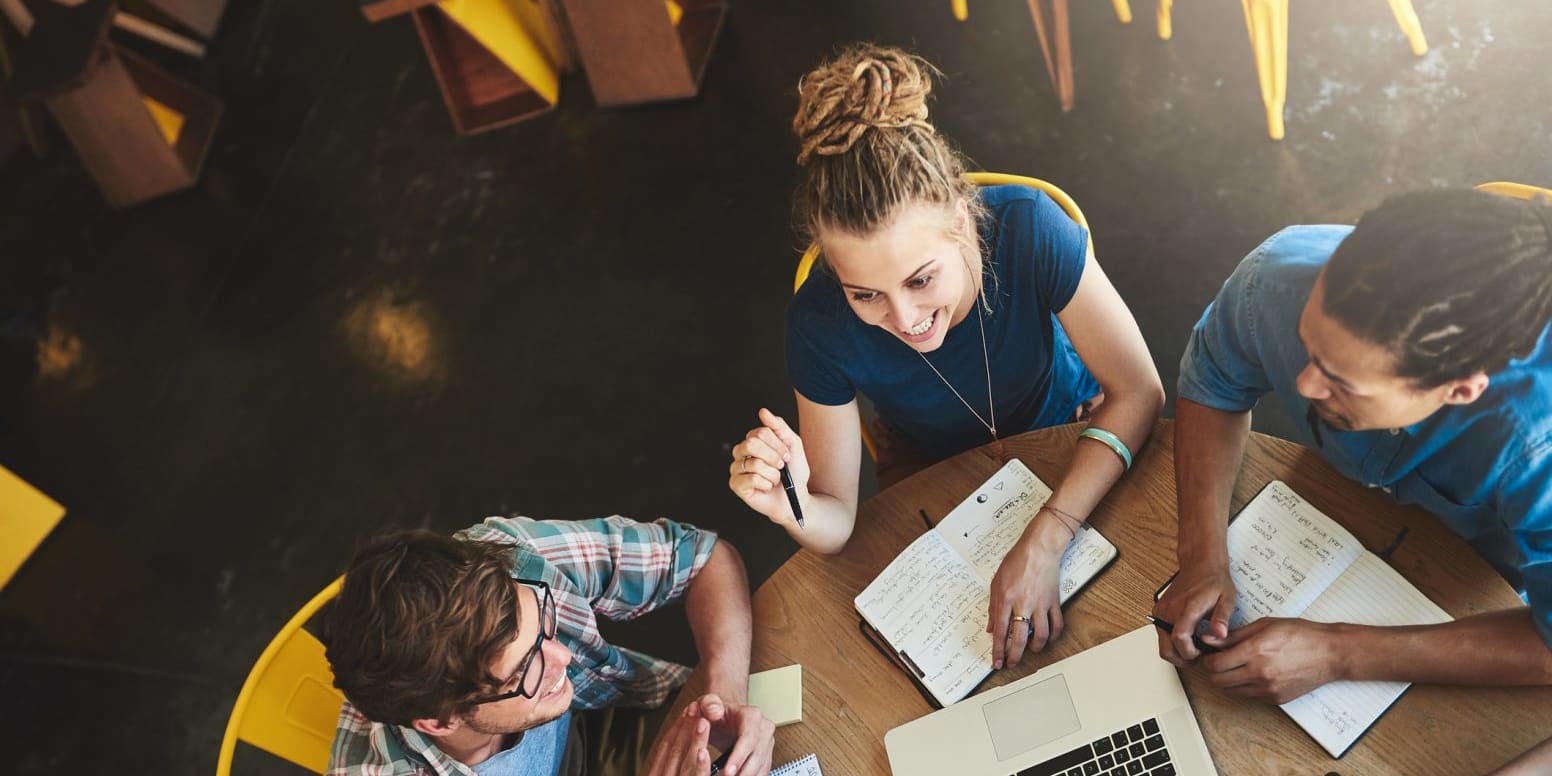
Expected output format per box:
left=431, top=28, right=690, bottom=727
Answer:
left=323, top=529, right=520, bottom=726
left=792, top=43, right=986, bottom=249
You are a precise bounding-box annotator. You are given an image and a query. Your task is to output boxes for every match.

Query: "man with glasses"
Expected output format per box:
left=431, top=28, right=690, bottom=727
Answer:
left=323, top=515, right=775, bottom=776
left=1154, top=189, right=1552, bottom=702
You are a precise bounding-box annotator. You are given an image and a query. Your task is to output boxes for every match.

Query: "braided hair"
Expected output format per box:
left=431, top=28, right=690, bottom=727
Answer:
left=1322, top=188, right=1552, bottom=387
left=791, top=44, right=986, bottom=245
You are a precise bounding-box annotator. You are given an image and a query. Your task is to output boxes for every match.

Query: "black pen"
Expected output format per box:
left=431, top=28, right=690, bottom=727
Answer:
left=1146, top=615, right=1223, bottom=655
left=779, top=464, right=806, bottom=529
left=709, top=747, right=732, bottom=775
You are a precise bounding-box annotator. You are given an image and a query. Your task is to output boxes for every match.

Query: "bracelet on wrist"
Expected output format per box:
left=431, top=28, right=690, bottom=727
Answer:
left=1078, top=427, right=1133, bottom=471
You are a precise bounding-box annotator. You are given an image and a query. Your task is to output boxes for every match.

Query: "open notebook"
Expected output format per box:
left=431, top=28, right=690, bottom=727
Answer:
left=854, top=459, right=1118, bottom=707
left=1210, top=481, right=1452, bottom=758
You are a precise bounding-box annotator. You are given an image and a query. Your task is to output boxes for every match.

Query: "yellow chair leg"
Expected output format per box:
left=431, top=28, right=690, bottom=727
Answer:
left=1385, top=0, right=1428, bottom=55
left=1157, top=0, right=1173, bottom=40
left=1242, top=0, right=1288, bottom=140
left=952, top=0, right=968, bottom=21
left=1113, top=0, right=1132, bottom=24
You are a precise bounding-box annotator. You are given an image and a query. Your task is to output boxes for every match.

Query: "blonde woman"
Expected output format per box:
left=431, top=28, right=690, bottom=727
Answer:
left=728, top=44, right=1163, bottom=668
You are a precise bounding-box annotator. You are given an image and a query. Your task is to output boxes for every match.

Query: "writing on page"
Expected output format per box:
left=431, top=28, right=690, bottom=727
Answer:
left=1224, top=482, right=1363, bottom=628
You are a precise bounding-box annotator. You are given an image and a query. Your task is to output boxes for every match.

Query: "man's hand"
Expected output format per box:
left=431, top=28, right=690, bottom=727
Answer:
left=644, top=713, right=714, bottom=776
left=684, top=693, right=775, bottom=776
left=1153, top=562, right=1237, bottom=665
left=1200, top=618, right=1346, bottom=704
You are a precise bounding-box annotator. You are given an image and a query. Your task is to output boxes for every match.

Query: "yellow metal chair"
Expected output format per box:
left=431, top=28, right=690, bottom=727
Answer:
left=0, top=465, right=66, bottom=591
left=216, top=577, right=345, bottom=775
left=1150, top=0, right=1427, bottom=139
left=1476, top=181, right=1552, bottom=202
left=951, top=1, right=1135, bottom=112
left=793, top=172, right=1092, bottom=462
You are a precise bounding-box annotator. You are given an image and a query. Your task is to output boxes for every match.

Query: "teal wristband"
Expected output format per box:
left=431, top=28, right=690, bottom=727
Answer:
left=1079, top=427, right=1133, bottom=471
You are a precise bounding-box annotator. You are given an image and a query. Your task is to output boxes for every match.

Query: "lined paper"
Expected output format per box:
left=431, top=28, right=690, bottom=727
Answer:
left=1225, top=481, right=1364, bottom=628
left=1281, top=552, right=1452, bottom=757
left=855, top=460, right=1117, bottom=705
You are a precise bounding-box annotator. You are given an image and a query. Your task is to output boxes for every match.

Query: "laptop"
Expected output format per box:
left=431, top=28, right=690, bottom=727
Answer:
left=885, top=625, right=1217, bottom=776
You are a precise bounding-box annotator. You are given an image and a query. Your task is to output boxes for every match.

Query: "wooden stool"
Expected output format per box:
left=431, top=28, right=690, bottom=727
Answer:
left=953, top=0, right=1133, bottom=112
left=9, top=0, right=221, bottom=208
left=562, top=0, right=727, bottom=107
left=360, top=0, right=571, bottom=134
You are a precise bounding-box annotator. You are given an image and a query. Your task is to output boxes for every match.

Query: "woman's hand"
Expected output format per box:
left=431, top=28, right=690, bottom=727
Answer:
left=987, top=511, right=1073, bottom=668
left=727, top=408, right=809, bottom=529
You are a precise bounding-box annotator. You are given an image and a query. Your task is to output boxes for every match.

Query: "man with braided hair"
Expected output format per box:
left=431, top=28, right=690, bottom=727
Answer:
left=1155, top=188, right=1552, bottom=702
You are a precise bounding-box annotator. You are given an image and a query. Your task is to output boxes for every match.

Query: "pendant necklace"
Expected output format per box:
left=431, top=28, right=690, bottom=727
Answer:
left=916, top=298, right=997, bottom=441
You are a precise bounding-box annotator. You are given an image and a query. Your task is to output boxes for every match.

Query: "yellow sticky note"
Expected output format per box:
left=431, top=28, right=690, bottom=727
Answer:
left=665, top=0, right=682, bottom=25
left=142, top=96, right=185, bottom=145
left=0, top=467, right=66, bottom=590
left=748, top=664, right=802, bottom=727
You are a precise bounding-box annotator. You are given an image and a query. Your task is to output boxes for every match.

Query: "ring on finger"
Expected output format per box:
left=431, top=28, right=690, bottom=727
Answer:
left=1010, top=614, right=1031, bottom=623
left=740, top=456, right=750, bottom=474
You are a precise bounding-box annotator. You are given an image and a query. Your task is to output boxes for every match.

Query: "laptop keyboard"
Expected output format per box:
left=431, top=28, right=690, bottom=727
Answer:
left=1016, top=717, right=1175, bottom=776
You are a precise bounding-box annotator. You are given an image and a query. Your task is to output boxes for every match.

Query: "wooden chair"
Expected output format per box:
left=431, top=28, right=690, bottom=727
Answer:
left=952, top=1, right=1134, bottom=112
left=793, top=172, right=1092, bottom=462
left=216, top=578, right=345, bottom=775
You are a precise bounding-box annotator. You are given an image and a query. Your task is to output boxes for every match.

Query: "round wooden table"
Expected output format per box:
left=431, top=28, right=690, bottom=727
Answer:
left=732, top=421, right=1552, bottom=775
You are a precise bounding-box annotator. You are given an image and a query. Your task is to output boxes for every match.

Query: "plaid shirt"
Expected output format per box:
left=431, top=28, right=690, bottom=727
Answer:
left=327, top=515, right=719, bottom=776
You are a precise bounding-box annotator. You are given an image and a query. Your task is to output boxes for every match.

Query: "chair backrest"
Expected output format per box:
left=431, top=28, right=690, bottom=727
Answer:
left=1476, top=181, right=1552, bottom=201
left=793, top=172, right=1090, bottom=292
left=216, top=577, right=345, bottom=775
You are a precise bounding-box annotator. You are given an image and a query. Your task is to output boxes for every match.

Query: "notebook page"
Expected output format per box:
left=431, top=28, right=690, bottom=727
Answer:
left=854, top=530, right=989, bottom=705
left=1280, top=552, right=1452, bottom=757
left=935, top=459, right=1117, bottom=603
left=937, top=459, right=1052, bottom=580
left=1225, top=481, right=1365, bottom=628
left=770, top=753, right=823, bottom=776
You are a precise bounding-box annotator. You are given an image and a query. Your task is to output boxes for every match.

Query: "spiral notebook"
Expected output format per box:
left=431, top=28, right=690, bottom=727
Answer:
left=853, top=459, right=1119, bottom=707
left=771, top=753, right=822, bottom=776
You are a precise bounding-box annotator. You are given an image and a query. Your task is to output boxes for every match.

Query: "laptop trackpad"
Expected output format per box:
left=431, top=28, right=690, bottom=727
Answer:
left=983, top=674, right=1081, bottom=761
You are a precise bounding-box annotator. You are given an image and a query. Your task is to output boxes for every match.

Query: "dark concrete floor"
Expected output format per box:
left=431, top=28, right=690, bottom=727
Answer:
left=1, top=0, right=1548, bottom=772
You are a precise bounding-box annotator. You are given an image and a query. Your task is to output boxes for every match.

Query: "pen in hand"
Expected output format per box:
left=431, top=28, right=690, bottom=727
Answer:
left=1146, top=615, right=1223, bottom=655
left=779, top=464, right=806, bottom=529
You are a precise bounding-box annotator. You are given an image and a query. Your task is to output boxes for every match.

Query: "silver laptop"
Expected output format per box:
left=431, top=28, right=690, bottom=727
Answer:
left=885, top=625, right=1217, bottom=776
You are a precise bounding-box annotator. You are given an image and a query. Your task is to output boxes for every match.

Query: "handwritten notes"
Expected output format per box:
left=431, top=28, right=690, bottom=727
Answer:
left=1225, top=481, right=1363, bottom=629
left=771, top=754, right=824, bottom=776
left=855, top=459, right=1118, bottom=706
left=1223, top=481, right=1453, bottom=758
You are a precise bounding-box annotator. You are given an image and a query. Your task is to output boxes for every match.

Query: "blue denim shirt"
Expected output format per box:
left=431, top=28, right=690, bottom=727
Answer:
left=1179, top=225, right=1552, bottom=646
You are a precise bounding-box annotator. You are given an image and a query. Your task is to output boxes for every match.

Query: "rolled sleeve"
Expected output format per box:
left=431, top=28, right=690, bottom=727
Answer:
left=1178, top=251, right=1275, bottom=412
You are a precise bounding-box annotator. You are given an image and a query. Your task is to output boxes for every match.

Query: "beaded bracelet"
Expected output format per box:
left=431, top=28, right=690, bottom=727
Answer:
left=1079, top=427, right=1133, bottom=471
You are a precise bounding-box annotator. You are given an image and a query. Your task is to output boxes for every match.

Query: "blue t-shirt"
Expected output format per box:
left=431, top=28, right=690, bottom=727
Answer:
left=1179, top=225, right=1552, bottom=647
left=786, top=185, right=1101, bottom=461
left=471, top=711, right=571, bottom=776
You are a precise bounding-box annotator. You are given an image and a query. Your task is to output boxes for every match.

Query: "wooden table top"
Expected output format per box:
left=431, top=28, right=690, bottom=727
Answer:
left=737, top=420, right=1552, bottom=775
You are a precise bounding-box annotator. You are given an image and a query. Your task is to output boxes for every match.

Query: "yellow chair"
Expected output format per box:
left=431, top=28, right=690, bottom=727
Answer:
left=0, top=465, right=66, bottom=591
left=1150, top=0, right=1427, bottom=139
left=951, top=1, right=1134, bottom=112
left=793, top=172, right=1092, bottom=462
left=1476, top=181, right=1552, bottom=202
left=216, top=577, right=345, bottom=775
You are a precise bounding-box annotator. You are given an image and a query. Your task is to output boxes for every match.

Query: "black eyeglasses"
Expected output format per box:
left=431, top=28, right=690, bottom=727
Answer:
left=473, top=578, right=558, bottom=704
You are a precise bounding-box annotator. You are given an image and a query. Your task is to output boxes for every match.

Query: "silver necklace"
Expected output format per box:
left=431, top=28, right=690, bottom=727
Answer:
left=916, top=299, right=996, bottom=441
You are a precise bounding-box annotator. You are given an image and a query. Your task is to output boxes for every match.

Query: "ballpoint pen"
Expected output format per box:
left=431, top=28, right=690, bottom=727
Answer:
left=1146, top=615, right=1223, bottom=654
left=779, top=464, right=806, bottom=529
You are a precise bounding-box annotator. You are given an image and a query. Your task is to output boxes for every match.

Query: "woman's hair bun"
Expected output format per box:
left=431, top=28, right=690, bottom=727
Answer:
left=793, top=44, right=938, bottom=165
